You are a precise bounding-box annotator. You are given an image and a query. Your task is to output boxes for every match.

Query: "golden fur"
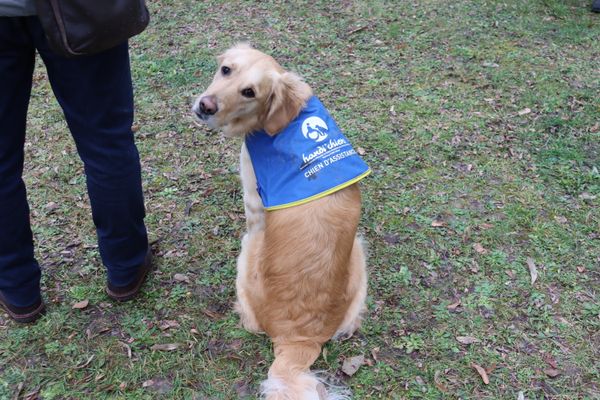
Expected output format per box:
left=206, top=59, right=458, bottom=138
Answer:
left=193, top=44, right=367, bottom=400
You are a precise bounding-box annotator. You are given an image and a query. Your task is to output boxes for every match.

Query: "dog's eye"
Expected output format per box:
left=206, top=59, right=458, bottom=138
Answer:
left=241, top=88, right=255, bottom=98
left=221, top=66, right=231, bottom=76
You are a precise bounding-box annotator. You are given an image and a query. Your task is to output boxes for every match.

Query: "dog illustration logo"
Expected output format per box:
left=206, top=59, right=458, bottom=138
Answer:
left=301, top=116, right=328, bottom=142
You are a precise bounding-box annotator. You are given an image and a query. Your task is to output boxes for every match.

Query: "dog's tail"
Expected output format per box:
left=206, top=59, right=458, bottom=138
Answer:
left=260, top=341, right=350, bottom=400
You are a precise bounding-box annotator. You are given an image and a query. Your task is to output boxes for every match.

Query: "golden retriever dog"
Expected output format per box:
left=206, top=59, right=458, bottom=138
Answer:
left=192, top=44, right=368, bottom=400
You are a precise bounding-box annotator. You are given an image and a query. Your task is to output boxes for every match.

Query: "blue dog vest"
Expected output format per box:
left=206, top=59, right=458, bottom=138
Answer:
left=245, top=96, right=370, bottom=210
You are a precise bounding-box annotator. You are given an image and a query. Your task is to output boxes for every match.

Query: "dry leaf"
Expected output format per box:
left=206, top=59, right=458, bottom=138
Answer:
left=456, top=336, right=481, bottom=345
left=202, top=309, right=223, bottom=320
left=383, top=234, right=400, bottom=245
left=543, top=354, right=558, bottom=369
left=72, top=299, right=89, bottom=309
left=234, top=380, right=252, bottom=398
left=431, top=220, right=446, bottom=227
left=433, top=370, right=448, bottom=393
left=45, top=202, right=59, bottom=212
left=14, top=381, right=24, bottom=400
left=544, top=368, right=560, bottom=378
left=371, top=347, right=380, bottom=362
left=347, top=25, right=368, bottom=35
left=357, top=147, right=366, bottom=156
left=24, top=390, right=40, bottom=400
left=142, top=378, right=173, bottom=394
left=526, top=257, right=538, bottom=285
left=579, top=192, right=597, bottom=200
left=75, top=355, right=95, bottom=369
left=159, top=320, right=180, bottom=331
left=554, top=215, right=567, bottom=224
left=473, top=243, right=488, bottom=254
left=173, top=273, right=189, bottom=283
left=119, top=341, right=132, bottom=359
left=518, top=108, right=531, bottom=115
left=577, top=266, right=586, bottom=273
left=150, top=343, right=179, bottom=351
left=471, top=363, right=490, bottom=384
left=341, top=355, right=364, bottom=376
left=482, top=61, right=499, bottom=68
left=447, top=300, right=461, bottom=310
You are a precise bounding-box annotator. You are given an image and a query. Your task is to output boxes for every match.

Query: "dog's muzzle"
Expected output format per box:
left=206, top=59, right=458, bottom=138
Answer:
left=193, top=95, right=218, bottom=121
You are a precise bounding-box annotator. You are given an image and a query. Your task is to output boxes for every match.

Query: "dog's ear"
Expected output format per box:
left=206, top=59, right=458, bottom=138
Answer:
left=264, top=72, right=312, bottom=135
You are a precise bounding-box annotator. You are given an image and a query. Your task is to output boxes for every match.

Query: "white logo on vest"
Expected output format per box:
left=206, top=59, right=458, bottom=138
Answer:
left=301, top=116, right=328, bottom=142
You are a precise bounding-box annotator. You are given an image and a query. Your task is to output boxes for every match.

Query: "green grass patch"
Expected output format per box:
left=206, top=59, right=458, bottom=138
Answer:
left=1, top=0, right=599, bottom=399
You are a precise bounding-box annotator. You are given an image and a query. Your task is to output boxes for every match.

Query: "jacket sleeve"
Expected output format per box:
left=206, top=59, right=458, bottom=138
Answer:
left=0, top=0, right=36, bottom=17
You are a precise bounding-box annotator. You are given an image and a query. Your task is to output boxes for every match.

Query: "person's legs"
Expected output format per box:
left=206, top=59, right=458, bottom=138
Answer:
left=0, top=17, right=43, bottom=310
left=29, top=19, right=149, bottom=289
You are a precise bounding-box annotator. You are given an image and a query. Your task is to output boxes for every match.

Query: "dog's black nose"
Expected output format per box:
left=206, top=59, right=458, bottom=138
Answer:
left=199, top=95, right=218, bottom=115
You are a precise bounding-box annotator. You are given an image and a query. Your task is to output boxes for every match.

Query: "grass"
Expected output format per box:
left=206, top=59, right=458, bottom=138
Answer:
left=1, top=0, right=599, bottom=398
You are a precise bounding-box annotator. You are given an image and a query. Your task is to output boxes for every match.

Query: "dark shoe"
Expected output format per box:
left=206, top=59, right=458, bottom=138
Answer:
left=0, top=291, right=45, bottom=323
left=106, top=249, right=153, bottom=302
left=593, top=0, right=600, bottom=12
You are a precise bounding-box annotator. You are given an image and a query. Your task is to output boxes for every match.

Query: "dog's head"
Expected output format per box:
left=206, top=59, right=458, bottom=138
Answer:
left=192, top=44, right=312, bottom=137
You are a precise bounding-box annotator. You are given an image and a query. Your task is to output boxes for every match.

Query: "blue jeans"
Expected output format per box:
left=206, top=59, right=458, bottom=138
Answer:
left=0, top=17, right=148, bottom=307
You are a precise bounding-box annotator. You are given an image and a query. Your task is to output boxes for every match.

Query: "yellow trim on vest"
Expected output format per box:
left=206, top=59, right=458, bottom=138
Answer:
left=264, top=169, right=371, bottom=211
